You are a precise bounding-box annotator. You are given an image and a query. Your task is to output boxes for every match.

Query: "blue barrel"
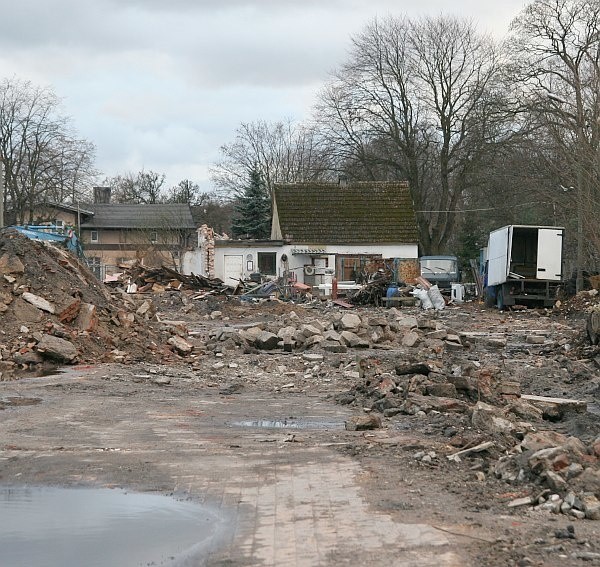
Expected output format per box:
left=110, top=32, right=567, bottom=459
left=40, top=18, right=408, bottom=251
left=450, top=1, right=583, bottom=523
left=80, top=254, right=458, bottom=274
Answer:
left=386, top=286, right=399, bottom=298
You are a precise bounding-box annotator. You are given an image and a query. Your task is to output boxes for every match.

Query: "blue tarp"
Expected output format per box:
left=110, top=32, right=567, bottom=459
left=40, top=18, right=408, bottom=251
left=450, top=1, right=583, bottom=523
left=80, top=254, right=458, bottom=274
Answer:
left=10, top=226, right=83, bottom=257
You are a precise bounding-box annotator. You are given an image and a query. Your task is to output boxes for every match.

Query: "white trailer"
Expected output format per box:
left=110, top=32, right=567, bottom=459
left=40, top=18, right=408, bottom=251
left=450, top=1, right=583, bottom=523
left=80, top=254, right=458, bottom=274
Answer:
left=485, top=225, right=564, bottom=309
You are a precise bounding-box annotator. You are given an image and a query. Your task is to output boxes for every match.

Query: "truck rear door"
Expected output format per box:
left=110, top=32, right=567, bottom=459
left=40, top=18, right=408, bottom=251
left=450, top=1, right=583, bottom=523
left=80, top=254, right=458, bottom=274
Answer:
left=536, top=228, right=563, bottom=280
left=487, top=227, right=510, bottom=286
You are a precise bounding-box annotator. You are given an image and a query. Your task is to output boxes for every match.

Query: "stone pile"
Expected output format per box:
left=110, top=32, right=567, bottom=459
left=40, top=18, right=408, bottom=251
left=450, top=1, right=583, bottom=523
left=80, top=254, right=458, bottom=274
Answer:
left=0, top=230, right=197, bottom=374
left=205, top=308, right=467, bottom=355
left=497, top=430, right=600, bottom=520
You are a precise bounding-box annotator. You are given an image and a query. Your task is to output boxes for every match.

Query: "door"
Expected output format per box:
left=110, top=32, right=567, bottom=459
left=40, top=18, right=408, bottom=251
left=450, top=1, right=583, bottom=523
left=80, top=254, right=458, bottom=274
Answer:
left=536, top=229, right=563, bottom=280
left=223, top=255, right=243, bottom=285
left=487, top=228, right=510, bottom=286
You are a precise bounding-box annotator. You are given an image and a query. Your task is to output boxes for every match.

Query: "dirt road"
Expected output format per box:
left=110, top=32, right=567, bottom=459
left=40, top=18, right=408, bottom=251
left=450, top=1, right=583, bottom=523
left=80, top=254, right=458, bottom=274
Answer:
left=1, top=365, right=466, bottom=566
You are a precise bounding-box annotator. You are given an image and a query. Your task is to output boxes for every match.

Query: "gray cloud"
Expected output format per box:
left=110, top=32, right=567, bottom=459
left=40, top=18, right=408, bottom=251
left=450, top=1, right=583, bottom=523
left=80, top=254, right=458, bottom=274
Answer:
left=0, top=0, right=527, bottom=187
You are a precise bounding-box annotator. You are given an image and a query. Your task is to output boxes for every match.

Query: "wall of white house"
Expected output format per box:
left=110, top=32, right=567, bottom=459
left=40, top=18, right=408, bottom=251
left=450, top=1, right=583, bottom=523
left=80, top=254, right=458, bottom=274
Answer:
left=212, top=242, right=418, bottom=285
left=181, top=249, right=205, bottom=276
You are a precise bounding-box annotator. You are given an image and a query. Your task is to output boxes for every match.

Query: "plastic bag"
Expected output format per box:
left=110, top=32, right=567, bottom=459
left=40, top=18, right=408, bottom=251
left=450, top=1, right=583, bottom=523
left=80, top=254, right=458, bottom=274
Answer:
left=428, top=285, right=445, bottom=310
left=411, top=287, right=433, bottom=310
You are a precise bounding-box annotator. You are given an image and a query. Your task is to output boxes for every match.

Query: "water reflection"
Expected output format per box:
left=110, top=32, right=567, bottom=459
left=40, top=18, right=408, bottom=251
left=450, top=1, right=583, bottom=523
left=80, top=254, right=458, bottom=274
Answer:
left=0, top=486, right=228, bottom=567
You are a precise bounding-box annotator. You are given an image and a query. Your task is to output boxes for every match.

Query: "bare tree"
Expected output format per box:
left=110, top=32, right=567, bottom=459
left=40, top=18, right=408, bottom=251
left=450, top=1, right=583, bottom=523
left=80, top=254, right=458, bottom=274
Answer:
left=509, top=0, right=600, bottom=286
left=0, top=77, right=96, bottom=224
left=314, top=15, right=503, bottom=254
left=105, top=170, right=166, bottom=204
left=167, top=179, right=201, bottom=205
left=210, top=118, right=332, bottom=200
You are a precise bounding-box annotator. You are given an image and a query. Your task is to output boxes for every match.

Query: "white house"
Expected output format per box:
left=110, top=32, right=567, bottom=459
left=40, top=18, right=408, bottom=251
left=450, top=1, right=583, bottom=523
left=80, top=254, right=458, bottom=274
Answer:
left=185, top=181, right=420, bottom=289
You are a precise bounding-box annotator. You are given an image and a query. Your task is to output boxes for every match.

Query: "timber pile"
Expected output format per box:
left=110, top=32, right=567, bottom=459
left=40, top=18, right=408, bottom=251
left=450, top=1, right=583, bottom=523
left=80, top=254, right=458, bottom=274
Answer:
left=349, top=277, right=415, bottom=307
left=118, top=264, right=231, bottom=294
left=349, top=277, right=392, bottom=305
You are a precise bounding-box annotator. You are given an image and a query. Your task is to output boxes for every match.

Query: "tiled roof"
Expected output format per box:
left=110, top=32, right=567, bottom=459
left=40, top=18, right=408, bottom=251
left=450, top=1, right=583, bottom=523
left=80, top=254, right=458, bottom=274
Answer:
left=272, top=181, right=418, bottom=244
left=80, top=204, right=196, bottom=230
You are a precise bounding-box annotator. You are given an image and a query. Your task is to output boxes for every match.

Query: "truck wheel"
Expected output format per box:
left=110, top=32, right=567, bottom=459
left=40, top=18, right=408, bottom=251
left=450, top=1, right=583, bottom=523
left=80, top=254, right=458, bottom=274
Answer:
left=484, top=286, right=496, bottom=308
left=496, top=287, right=505, bottom=311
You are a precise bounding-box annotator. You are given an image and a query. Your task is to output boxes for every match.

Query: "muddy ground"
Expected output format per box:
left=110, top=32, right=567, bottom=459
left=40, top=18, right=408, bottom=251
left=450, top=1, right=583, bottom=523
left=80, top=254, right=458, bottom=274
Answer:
left=1, top=283, right=600, bottom=565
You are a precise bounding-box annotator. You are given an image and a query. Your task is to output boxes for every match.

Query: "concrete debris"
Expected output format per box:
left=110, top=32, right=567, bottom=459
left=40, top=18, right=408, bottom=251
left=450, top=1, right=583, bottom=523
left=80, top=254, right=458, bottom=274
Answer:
left=36, top=334, right=78, bottom=362
left=0, top=252, right=25, bottom=274
left=22, top=292, right=56, bottom=314
left=167, top=336, right=194, bottom=355
left=447, top=441, right=495, bottom=462
left=0, top=231, right=197, bottom=374
left=345, top=414, right=382, bottom=431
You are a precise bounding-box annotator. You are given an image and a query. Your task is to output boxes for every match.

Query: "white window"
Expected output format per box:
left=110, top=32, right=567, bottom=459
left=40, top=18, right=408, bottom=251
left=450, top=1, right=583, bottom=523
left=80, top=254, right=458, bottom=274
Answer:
left=150, top=231, right=158, bottom=244
left=90, top=231, right=99, bottom=243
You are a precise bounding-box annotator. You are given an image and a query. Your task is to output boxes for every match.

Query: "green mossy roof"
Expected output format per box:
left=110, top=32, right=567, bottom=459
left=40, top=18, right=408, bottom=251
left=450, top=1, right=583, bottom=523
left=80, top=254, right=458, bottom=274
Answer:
left=274, top=181, right=418, bottom=244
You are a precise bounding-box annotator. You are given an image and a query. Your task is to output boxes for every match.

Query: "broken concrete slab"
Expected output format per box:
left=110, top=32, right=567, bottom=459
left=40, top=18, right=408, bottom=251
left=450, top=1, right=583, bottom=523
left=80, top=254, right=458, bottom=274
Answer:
left=340, top=331, right=370, bottom=348
left=339, top=313, right=362, bottom=331
left=22, top=292, right=55, bottom=314
left=36, top=334, right=78, bottom=362
left=345, top=414, right=382, bottom=431
left=167, top=336, right=193, bottom=355
left=75, top=303, right=98, bottom=332
left=402, top=331, right=420, bottom=347
left=0, top=252, right=24, bottom=274
left=255, top=331, right=280, bottom=350
left=12, top=297, right=44, bottom=322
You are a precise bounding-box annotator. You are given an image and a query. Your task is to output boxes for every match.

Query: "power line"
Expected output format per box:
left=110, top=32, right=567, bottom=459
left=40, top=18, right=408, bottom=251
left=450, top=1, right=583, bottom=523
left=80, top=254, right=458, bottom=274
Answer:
left=415, top=207, right=495, bottom=213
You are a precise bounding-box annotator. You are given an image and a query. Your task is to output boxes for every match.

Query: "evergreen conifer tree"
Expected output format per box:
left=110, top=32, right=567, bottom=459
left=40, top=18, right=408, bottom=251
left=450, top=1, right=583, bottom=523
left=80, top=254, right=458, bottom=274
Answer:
left=231, top=168, right=271, bottom=239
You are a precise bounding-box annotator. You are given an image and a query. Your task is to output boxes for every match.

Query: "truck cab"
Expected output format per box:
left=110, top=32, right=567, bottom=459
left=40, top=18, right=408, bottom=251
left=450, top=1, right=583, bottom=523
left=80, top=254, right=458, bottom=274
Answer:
left=419, top=255, right=460, bottom=289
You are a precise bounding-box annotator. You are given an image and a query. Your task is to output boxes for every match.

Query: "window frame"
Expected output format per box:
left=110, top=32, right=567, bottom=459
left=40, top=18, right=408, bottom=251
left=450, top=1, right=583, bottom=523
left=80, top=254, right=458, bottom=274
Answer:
left=257, top=252, right=277, bottom=276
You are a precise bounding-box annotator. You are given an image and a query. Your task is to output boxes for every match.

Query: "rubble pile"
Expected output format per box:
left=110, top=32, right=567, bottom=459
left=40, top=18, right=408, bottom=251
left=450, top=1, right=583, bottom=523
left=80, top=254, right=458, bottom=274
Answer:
left=192, top=295, right=600, bottom=526
left=495, top=430, right=600, bottom=520
left=558, top=288, right=600, bottom=318
left=204, top=308, right=469, bottom=354
left=0, top=230, right=199, bottom=373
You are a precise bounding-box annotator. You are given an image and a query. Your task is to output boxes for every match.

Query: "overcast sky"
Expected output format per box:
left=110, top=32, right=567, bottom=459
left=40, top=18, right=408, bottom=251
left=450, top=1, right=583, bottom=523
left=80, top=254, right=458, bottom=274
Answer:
left=0, top=0, right=527, bottom=191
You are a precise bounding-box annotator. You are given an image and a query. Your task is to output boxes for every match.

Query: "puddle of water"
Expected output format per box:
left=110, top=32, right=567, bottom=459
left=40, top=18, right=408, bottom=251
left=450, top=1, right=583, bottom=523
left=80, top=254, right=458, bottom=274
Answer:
left=0, top=486, right=229, bottom=567
left=232, top=418, right=344, bottom=430
left=3, top=365, right=63, bottom=381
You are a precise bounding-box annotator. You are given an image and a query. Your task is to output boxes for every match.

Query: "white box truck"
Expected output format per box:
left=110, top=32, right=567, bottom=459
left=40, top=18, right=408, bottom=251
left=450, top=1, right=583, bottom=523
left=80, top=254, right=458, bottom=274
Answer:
left=484, top=225, right=564, bottom=309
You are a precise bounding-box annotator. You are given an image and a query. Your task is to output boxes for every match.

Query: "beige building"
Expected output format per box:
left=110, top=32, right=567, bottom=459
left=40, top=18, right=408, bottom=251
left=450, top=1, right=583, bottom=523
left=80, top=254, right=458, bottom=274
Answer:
left=34, top=188, right=196, bottom=279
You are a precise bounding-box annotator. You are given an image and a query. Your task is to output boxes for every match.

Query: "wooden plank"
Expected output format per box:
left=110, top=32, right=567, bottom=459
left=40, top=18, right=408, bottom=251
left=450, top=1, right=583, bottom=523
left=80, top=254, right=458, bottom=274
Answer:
left=521, top=394, right=587, bottom=412
left=447, top=441, right=495, bottom=462
left=332, top=299, right=353, bottom=309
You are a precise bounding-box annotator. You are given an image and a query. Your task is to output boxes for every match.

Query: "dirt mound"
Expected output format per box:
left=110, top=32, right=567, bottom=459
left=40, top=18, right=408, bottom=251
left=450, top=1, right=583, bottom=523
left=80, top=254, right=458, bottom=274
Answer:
left=0, top=230, right=188, bottom=375
left=558, top=289, right=600, bottom=318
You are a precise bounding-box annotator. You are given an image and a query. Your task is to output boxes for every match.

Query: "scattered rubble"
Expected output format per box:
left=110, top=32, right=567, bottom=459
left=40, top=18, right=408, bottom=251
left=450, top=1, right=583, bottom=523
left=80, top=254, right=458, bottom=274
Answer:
left=2, top=223, right=600, bottom=564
